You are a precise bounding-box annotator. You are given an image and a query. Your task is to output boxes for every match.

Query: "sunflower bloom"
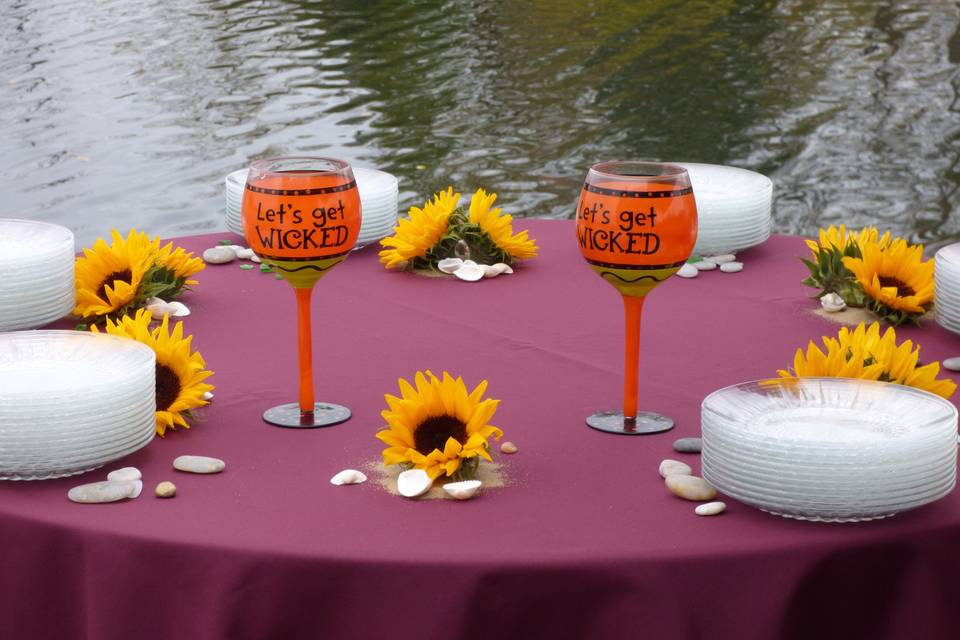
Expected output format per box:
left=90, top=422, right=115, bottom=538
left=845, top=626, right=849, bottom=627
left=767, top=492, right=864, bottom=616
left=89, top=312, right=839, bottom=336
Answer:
left=74, top=229, right=158, bottom=319
left=93, top=309, right=214, bottom=436
left=804, top=224, right=891, bottom=257
left=376, top=370, right=503, bottom=479
left=155, top=241, right=205, bottom=285
left=842, top=238, right=934, bottom=321
left=468, top=188, right=538, bottom=260
left=778, top=321, right=955, bottom=399
left=379, top=188, right=459, bottom=269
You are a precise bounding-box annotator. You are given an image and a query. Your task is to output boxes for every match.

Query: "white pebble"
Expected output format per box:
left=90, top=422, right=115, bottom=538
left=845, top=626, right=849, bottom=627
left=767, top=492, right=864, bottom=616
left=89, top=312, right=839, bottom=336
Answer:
left=442, top=480, right=482, bottom=500
left=202, top=391, right=214, bottom=401
left=67, top=480, right=134, bottom=504
left=126, top=480, right=144, bottom=499
left=692, top=260, right=717, bottom=271
left=330, top=469, right=368, bottom=486
left=676, top=264, right=699, bottom=278
left=659, top=459, right=693, bottom=478
left=491, top=263, right=513, bottom=275
left=719, top=262, right=743, bottom=273
left=250, top=254, right=262, bottom=263
left=706, top=254, right=736, bottom=264
left=454, top=264, right=484, bottom=282
left=173, top=455, right=225, bottom=474
left=202, top=246, right=236, bottom=264
left=236, top=248, right=256, bottom=260
left=820, top=292, right=847, bottom=312
left=107, top=467, right=141, bottom=482
left=481, top=264, right=501, bottom=278
left=166, top=301, right=190, bottom=317
left=695, top=501, right=727, bottom=516
left=943, top=357, right=960, bottom=372
left=437, top=258, right=463, bottom=274
left=665, top=475, right=717, bottom=501
left=397, top=469, right=433, bottom=498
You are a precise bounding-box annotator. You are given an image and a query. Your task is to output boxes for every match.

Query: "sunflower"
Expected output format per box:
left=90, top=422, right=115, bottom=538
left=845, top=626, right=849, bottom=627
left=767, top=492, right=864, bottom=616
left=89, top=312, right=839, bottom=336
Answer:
left=842, top=238, right=934, bottom=324
left=379, top=188, right=460, bottom=269
left=93, top=309, right=214, bottom=436
left=778, top=321, right=955, bottom=399
left=376, top=370, right=503, bottom=479
left=804, top=224, right=891, bottom=257
left=75, top=229, right=158, bottom=320
left=468, top=188, right=538, bottom=261
left=155, top=241, right=204, bottom=285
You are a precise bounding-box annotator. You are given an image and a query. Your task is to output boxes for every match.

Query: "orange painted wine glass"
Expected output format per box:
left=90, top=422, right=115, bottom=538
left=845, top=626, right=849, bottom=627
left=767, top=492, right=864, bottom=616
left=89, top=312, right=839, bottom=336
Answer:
left=576, top=161, right=697, bottom=434
left=241, top=157, right=361, bottom=428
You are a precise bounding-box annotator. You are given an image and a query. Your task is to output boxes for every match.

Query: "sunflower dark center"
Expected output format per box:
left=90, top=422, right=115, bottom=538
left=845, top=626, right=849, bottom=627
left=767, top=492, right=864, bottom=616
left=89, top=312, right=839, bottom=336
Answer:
left=414, top=415, right=467, bottom=454
left=96, top=269, right=132, bottom=300
left=155, top=363, right=181, bottom=412
left=878, top=276, right=915, bottom=298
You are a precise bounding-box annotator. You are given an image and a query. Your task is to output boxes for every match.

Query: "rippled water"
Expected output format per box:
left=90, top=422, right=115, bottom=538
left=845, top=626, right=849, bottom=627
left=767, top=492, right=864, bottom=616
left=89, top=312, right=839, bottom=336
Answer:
left=2, top=0, right=959, bottom=249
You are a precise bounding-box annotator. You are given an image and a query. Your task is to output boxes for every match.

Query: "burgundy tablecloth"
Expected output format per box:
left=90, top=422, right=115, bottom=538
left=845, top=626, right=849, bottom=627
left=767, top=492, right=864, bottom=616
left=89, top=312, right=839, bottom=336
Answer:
left=2, top=219, right=960, bottom=640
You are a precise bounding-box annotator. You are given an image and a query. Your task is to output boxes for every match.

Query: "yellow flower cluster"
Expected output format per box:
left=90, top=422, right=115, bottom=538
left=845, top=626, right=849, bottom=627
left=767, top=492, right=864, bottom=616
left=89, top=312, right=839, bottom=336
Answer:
left=376, top=370, right=503, bottom=480
left=778, top=322, right=955, bottom=399
left=93, top=309, right=214, bottom=436
left=75, top=229, right=204, bottom=323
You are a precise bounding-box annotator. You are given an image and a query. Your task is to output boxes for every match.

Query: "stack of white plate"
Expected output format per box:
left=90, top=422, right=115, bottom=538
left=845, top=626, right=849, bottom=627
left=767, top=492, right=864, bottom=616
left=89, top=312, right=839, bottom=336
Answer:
left=224, top=166, right=399, bottom=248
left=934, top=243, right=960, bottom=335
left=676, top=163, right=773, bottom=256
left=701, top=378, right=957, bottom=522
left=0, top=331, right=156, bottom=480
left=0, top=219, right=76, bottom=331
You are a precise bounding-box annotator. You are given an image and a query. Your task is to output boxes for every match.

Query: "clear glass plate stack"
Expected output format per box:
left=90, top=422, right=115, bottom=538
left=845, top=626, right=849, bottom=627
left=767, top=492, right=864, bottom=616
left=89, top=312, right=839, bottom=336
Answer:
left=0, top=219, right=76, bottom=331
left=0, top=331, right=156, bottom=480
left=701, top=378, right=957, bottom=522
left=935, top=243, right=960, bottom=335
left=676, top=163, right=773, bottom=256
left=225, top=167, right=399, bottom=249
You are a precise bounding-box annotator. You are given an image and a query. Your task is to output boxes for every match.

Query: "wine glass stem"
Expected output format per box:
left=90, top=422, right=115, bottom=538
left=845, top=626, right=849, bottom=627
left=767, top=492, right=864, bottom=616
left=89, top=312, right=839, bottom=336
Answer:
left=622, top=295, right=645, bottom=421
left=295, top=286, right=316, bottom=416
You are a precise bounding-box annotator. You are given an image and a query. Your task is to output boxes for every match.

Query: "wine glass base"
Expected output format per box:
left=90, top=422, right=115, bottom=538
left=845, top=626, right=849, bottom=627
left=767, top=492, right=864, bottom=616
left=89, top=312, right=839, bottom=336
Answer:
left=263, top=402, right=351, bottom=429
left=586, top=411, right=674, bottom=435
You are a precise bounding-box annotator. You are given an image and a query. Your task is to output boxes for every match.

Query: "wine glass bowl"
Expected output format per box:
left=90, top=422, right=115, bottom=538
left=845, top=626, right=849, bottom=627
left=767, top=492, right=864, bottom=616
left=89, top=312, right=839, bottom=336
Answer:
left=575, top=161, right=697, bottom=434
left=241, top=157, right=361, bottom=428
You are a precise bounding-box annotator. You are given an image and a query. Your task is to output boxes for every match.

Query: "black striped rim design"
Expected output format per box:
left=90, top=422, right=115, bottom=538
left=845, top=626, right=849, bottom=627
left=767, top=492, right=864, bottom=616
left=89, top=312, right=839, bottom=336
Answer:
left=246, top=180, right=357, bottom=196
left=583, top=184, right=693, bottom=198
left=600, top=271, right=670, bottom=285
left=586, top=258, right=687, bottom=270
left=259, top=248, right=353, bottom=262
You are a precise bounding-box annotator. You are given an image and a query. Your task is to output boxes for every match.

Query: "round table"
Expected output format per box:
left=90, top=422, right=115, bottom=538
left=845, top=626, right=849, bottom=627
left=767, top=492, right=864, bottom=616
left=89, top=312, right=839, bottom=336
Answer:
left=2, top=220, right=959, bottom=640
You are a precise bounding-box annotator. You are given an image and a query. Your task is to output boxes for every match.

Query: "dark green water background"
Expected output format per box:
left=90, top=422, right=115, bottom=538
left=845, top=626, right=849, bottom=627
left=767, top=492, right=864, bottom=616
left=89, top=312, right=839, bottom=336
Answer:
left=3, top=0, right=960, bottom=249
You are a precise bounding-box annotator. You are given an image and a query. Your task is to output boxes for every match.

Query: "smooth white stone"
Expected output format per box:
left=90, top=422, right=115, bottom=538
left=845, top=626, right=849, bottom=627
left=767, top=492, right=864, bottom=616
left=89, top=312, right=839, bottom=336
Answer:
left=462, top=260, right=478, bottom=267
left=126, top=480, right=143, bottom=499
left=481, top=264, right=500, bottom=278
left=202, top=246, right=236, bottom=264
left=437, top=258, right=463, bottom=274
left=250, top=254, right=262, bottom=263
left=330, top=469, right=368, bottom=486
left=443, top=480, right=482, bottom=500
left=454, top=264, right=484, bottom=282
left=942, top=357, right=960, bottom=372
left=202, top=391, right=215, bottom=400
left=227, top=245, right=246, bottom=253
left=397, top=469, right=432, bottom=498
left=659, top=459, right=693, bottom=478
left=68, top=480, right=133, bottom=504
left=145, top=297, right=171, bottom=320
left=167, top=301, right=190, bottom=317
left=107, top=467, right=141, bottom=482
left=695, top=501, right=727, bottom=516
left=706, top=254, right=736, bottom=264
left=235, top=248, right=255, bottom=260
left=719, top=261, right=744, bottom=273
left=492, top=263, right=513, bottom=275
left=692, top=260, right=717, bottom=271
left=820, top=292, right=847, bottom=312
left=665, top=475, right=717, bottom=501
left=173, top=455, right=225, bottom=474
left=673, top=437, right=702, bottom=453
left=676, top=264, right=699, bottom=278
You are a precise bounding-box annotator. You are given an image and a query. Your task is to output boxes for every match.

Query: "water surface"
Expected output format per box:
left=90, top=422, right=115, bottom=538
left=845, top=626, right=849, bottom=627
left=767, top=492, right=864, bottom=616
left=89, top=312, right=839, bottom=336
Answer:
left=2, top=0, right=959, bottom=249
